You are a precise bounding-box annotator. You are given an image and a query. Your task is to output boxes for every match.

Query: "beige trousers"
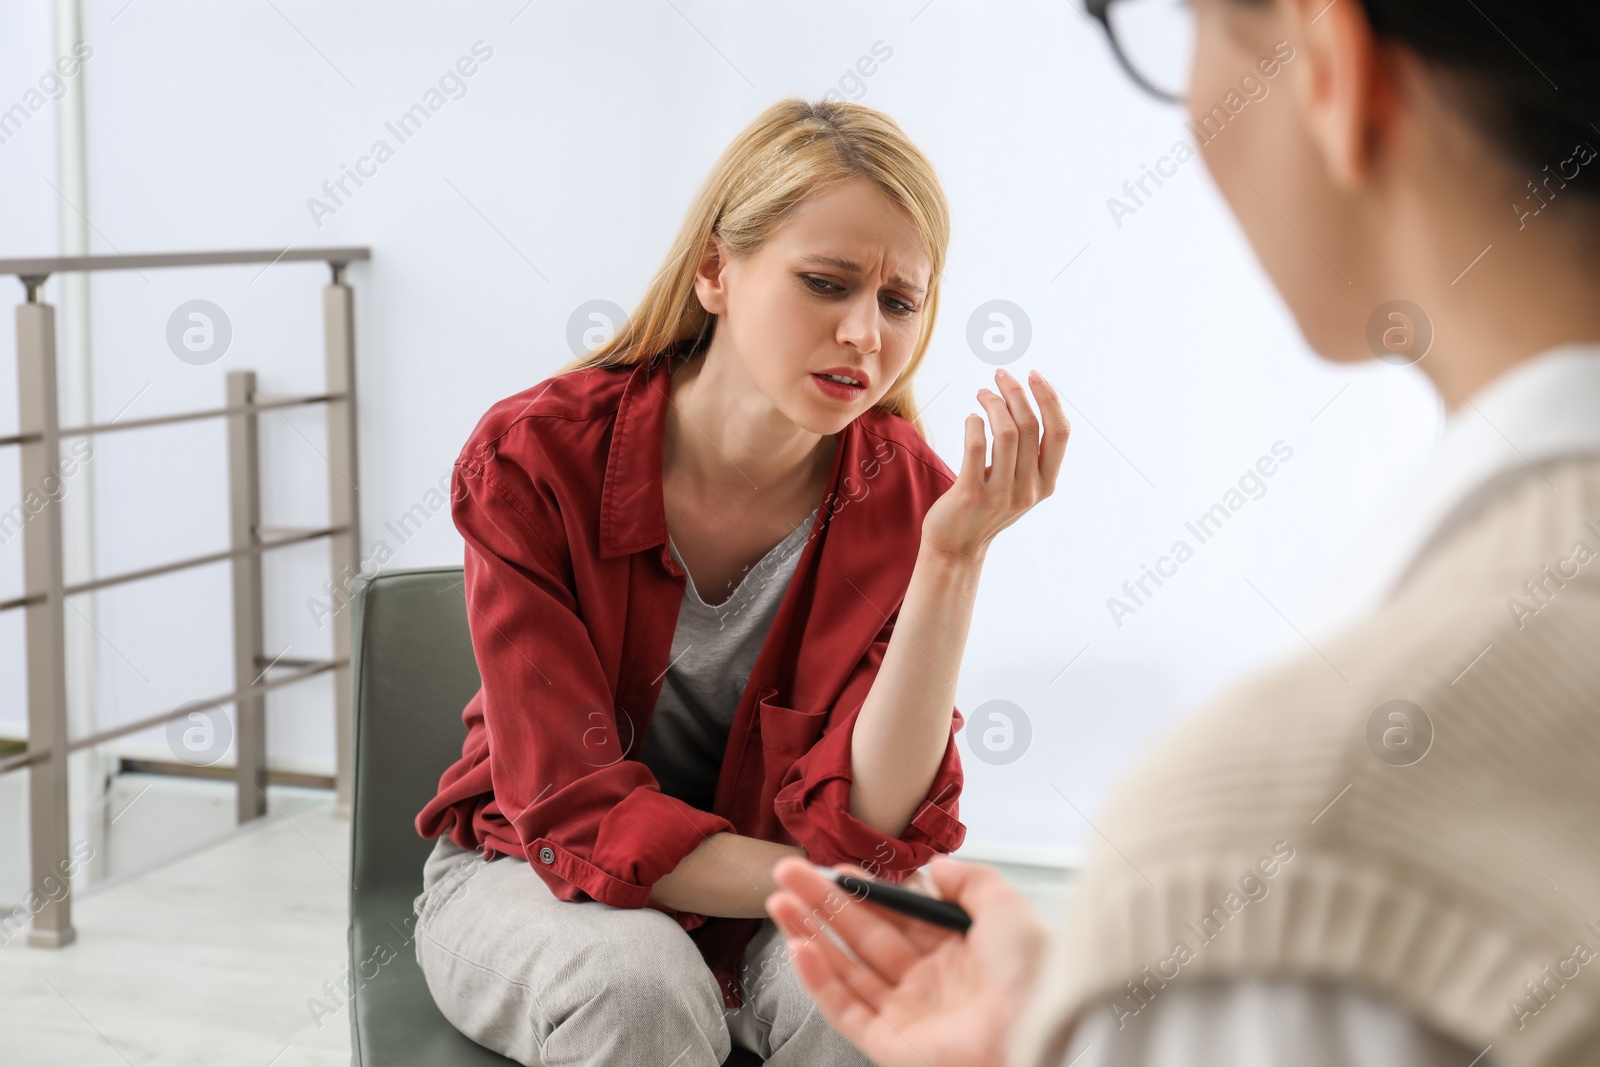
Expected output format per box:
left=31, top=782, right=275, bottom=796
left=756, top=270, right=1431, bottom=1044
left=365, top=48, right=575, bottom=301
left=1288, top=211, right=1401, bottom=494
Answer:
left=413, top=834, right=875, bottom=1067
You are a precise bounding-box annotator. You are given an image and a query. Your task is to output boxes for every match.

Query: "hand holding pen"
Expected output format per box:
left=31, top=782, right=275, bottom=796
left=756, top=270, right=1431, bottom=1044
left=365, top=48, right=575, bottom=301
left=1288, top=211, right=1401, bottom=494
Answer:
left=765, top=854, right=1052, bottom=1067
left=813, top=863, right=974, bottom=933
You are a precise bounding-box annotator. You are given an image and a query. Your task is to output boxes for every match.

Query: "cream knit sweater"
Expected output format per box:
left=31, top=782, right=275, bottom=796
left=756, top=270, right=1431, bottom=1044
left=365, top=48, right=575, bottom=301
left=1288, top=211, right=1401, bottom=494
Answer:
left=1010, top=455, right=1600, bottom=1067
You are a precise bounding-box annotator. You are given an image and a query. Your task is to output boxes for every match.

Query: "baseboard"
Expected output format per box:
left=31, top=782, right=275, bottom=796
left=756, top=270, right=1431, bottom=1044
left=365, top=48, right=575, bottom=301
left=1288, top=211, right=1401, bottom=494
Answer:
left=115, top=757, right=335, bottom=791
left=951, top=840, right=1081, bottom=872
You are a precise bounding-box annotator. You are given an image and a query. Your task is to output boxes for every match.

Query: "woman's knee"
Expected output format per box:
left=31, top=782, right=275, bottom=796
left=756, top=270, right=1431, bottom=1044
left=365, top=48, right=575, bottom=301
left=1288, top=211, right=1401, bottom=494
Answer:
left=540, top=920, right=731, bottom=1065
left=418, top=884, right=729, bottom=1062
left=567, top=910, right=723, bottom=1006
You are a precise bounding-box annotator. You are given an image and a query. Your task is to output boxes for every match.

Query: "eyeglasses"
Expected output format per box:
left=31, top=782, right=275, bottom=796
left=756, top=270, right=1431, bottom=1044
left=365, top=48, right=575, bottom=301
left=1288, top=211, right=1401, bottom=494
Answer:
left=1085, top=0, right=1196, bottom=104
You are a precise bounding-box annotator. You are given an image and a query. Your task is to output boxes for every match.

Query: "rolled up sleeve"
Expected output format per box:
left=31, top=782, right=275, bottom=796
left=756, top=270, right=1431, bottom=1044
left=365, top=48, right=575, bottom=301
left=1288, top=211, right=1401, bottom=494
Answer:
left=454, top=444, right=734, bottom=927
left=771, top=611, right=967, bottom=880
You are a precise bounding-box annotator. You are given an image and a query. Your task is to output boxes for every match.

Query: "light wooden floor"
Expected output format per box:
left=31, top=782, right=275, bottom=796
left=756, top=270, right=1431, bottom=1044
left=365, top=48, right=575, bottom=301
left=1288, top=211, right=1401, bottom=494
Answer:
left=0, top=790, right=352, bottom=1066
left=0, top=792, right=1072, bottom=1065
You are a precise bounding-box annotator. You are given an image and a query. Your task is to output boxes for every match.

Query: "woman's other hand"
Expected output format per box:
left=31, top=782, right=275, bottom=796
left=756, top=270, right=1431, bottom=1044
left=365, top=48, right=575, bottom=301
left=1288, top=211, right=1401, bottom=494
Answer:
left=764, top=854, right=1050, bottom=1067
left=920, top=368, right=1069, bottom=563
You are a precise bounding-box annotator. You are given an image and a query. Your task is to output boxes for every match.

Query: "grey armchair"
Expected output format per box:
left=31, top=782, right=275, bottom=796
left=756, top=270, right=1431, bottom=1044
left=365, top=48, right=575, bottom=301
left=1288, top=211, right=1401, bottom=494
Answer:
left=346, top=566, right=763, bottom=1066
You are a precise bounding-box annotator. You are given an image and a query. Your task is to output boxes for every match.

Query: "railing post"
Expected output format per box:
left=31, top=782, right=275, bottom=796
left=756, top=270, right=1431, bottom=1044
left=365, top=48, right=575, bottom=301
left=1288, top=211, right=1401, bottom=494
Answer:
left=17, top=283, right=75, bottom=947
left=324, top=263, right=360, bottom=814
left=227, top=370, right=267, bottom=822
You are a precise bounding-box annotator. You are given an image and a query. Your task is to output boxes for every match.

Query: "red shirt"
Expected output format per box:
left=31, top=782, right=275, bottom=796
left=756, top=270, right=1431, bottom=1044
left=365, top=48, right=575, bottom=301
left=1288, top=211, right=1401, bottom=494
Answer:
left=415, top=347, right=968, bottom=1009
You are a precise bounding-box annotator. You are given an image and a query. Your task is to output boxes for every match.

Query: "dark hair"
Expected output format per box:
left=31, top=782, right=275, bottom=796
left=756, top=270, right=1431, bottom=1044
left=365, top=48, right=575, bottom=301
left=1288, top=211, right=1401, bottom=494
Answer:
left=1360, top=1, right=1599, bottom=192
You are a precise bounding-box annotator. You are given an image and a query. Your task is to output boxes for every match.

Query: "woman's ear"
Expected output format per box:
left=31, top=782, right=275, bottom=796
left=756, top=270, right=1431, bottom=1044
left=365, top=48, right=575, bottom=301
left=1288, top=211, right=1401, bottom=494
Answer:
left=1293, top=0, right=1394, bottom=189
left=692, top=235, right=730, bottom=315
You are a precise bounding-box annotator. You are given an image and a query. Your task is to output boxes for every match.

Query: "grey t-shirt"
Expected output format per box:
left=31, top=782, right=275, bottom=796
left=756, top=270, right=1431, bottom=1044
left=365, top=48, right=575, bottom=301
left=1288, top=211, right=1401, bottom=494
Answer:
left=639, top=507, right=819, bottom=812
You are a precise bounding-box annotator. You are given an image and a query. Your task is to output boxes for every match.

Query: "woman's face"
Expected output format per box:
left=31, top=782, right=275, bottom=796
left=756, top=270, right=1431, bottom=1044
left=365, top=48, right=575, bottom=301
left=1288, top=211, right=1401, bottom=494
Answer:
left=693, top=174, right=934, bottom=434
left=1187, top=0, right=1377, bottom=361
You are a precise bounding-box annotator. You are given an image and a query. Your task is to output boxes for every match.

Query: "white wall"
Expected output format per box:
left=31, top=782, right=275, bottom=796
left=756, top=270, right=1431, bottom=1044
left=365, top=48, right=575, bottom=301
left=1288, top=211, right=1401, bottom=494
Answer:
left=0, top=0, right=1442, bottom=866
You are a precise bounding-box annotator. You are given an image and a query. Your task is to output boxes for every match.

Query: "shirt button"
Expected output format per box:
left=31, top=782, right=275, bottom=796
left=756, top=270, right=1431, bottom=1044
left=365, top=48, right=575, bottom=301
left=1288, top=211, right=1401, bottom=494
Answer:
left=538, top=846, right=555, bottom=864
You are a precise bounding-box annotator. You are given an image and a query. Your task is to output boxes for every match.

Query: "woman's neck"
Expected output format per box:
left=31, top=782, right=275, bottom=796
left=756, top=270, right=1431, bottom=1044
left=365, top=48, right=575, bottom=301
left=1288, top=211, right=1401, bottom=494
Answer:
left=663, top=346, right=836, bottom=506
left=1378, top=123, right=1600, bottom=408
left=1405, top=222, right=1600, bottom=408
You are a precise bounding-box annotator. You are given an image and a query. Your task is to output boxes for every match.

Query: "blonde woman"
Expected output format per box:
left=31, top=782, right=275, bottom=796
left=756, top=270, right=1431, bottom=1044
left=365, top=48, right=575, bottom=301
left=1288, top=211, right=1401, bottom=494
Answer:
left=411, top=98, right=1070, bottom=1066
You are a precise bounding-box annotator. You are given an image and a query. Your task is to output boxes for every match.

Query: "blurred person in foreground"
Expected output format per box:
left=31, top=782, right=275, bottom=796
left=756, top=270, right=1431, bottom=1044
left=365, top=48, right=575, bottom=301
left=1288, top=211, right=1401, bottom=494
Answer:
left=766, top=0, right=1600, bottom=1064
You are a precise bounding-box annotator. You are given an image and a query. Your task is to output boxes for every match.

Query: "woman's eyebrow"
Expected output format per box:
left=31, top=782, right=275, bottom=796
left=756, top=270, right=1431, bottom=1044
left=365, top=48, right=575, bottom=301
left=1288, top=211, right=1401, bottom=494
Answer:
left=798, top=253, right=928, bottom=296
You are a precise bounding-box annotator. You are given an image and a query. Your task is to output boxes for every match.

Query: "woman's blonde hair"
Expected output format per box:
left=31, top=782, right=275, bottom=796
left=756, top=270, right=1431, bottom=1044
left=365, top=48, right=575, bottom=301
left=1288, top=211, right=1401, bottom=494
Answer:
left=553, top=97, right=950, bottom=439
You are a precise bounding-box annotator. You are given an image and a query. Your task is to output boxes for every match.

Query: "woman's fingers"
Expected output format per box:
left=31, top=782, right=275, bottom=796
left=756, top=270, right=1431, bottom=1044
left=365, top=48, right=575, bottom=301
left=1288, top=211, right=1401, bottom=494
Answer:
left=817, top=864, right=961, bottom=972
left=1028, top=372, right=1071, bottom=494
left=931, top=369, right=1069, bottom=560
left=834, top=863, right=958, bottom=956
left=784, top=926, right=939, bottom=1067
left=768, top=857, right=946, bottom=983
left=766, top=888, right=894, bottom=1004
left=975, top=387, right=1017, bottom=491
left=956, top=412, right=987, bottom=492
left=783, top=931, right=888, bottom=1039
left=768, top=860, right=920, bottom=982
left=992, top=369, right=1040, bottom=492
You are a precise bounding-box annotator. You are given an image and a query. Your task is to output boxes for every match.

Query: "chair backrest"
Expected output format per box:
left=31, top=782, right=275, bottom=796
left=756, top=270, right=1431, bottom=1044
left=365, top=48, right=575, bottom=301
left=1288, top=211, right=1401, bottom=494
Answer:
left=349, top=566, right=481, bottom=908
left=345, top=565, right=767, bottom=1067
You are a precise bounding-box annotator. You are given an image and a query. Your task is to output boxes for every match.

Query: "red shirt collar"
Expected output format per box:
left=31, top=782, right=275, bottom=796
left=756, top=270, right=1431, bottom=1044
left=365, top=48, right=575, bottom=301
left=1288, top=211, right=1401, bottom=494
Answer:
left=599, top=352, right=675, bottom=559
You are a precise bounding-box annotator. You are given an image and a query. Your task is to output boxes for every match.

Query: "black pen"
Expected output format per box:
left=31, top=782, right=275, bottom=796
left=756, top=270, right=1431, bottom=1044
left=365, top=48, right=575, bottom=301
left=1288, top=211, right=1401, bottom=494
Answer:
left=812, top=864, right=972, bottom=934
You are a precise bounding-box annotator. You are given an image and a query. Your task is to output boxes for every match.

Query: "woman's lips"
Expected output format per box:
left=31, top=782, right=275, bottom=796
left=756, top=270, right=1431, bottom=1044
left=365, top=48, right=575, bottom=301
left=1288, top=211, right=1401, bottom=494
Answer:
left=811, top=373, right=867, bottom=401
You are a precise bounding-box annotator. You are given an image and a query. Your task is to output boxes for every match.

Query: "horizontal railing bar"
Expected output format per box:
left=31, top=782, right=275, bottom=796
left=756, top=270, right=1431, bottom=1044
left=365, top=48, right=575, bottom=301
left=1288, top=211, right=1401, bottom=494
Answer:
left=65, top=658, right=346, bottom=755
left=115, top=757, right=336, bottom=791
left=3, top=393, right=341, bottom=445
left=0, top=656, right=345, bottom=776
left=253, top=654, right=325, bottom=669
left=59, top=526, right=346, bottom=597
left=0, top=529, right=347, bottom=614
left=0, top=749, right=44, bottom=775
left=0, top=592, right=45, bottom=613
left=62, top=392, right=342, bottom=438
left=254, top=391, right=342, bottom=405
left=0, top=247, right=370, bottom=277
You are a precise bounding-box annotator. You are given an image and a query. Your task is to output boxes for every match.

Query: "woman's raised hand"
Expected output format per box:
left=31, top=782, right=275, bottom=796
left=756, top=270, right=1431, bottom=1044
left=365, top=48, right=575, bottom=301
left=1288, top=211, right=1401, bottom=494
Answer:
left=919, top=368, right=1069, bottom=562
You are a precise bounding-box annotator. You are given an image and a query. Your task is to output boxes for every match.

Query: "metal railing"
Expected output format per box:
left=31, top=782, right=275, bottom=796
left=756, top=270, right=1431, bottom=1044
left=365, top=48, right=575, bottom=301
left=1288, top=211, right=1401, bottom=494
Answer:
left=0, top=246, right=369, bottom=947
